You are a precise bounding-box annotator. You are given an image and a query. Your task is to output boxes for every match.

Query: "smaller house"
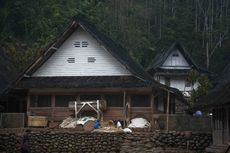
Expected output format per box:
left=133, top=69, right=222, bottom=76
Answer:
left=147, top=42, right=209, bottom=97
left=194, top=63, right=230, bottom=150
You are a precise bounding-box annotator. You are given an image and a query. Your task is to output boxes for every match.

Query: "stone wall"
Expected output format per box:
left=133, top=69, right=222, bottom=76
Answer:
left=0, top=129, right=212, bottom=153
left=152, top=114, right=212, bottom=132
left=0, top=113, right=25, bottom=128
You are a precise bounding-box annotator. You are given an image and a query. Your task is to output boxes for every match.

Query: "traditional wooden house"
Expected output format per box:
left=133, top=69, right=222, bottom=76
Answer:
left=147, top=42, right=209, bottom=97
left=196, top=64, right=230, bottom=147
left=12, top=17, right=185, bottom=124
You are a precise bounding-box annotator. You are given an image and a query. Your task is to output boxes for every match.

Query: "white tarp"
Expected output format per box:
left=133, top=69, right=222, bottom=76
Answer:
left=128, top=118, right=151, bottom=128
left=59, top=116, right=96, bottom=128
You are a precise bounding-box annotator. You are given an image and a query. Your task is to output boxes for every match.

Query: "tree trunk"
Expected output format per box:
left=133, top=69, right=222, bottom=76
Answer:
left=206, top=41, right=209, bottom=68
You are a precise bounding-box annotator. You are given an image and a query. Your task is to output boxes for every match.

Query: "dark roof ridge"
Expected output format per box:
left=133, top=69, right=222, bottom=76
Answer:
left=147, top=41, right=210, bottom=74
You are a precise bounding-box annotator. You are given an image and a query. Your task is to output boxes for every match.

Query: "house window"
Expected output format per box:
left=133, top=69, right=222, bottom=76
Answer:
left=82, top=41, right=88, bottom=47
left=67, top=57, right=75, bottom=63
left=105, top=94, right=123, bottom=107
left=172, top=53, right=179, bottom=57
left=155, top=76, right=160, bottom=82
left=74, top=41, right=80, bottom=47
left=88, top=57, right=96, bottom=63
left=30, top=95, right=51, bottom=107
left=131, top=95, right=151, bottom=107
left=55, top=95, right=76, bottom=107
left=154, top=96, right=164, bottom=112
left=165, top=77, right=170, bottom=86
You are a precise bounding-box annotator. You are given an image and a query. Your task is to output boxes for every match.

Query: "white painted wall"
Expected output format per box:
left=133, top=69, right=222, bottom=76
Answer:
left=32, top=27, right=131, bottom=77
left=156, top=75, right=199, bottom=92
left=161, top=50, right=191, bottom=69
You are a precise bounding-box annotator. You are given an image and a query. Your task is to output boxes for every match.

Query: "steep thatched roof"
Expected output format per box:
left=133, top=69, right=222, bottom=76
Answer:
left=0, top=49, right=17, bottom=95
left=24, top=17, right=152, bottom=81
left=147, top=42, right=209, bottom=75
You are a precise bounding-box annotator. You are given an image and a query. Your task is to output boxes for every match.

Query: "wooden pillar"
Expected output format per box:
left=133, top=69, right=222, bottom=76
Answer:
left=51, top=95, right=55, bottom=122
left=166, top=91, right=170, bottom=131
left=225, top=107, right=229, bottom=143
left=123, top=90, right=126, bottom=126
left=75, top=95, right=80, bottom=118
left=151, top=89, right=155, bottom=128
left=228, top=106, right=230, bottom=141
left=127, top=94, right=131, bottom=125
left=6, top=95, right=9, bottom=112
left=27, top=93, right=30, bottom=115
left=100, top=95, right=105, bottom=121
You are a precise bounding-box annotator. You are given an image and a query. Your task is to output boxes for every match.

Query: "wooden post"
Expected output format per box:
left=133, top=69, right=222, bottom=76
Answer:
left=51, top=95, right=55, bottom=122
left=225, top=107, right=229, bottom=143
left=127, top=94, right=131, bottom=125
left=227, top=106, right=230, bottom=141
left=75, top=101, right=77, bottom=118
left=75, top=95, right=80, bottom=118
left=96, top=100, right=100, bottom=119
left=166, top=91, right=170, bottom=131
left=27, top=94, right=30, bottom=115
left=123, top=90, right=126, bottom=126
left=6, top=95, right=9, bottom=112
left=151, top=90, right=155, bottom=129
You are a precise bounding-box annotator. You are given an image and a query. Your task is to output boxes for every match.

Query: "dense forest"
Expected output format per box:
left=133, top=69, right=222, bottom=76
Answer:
left=0, top=0, right=230, bottom=73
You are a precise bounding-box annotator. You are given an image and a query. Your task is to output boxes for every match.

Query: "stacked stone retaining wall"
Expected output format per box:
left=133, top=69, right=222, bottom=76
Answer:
left=0, top=129, right=212, bottom=153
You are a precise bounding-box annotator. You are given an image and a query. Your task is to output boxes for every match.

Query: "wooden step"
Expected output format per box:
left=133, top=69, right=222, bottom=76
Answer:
left=205, top=144, right=229, bottom=153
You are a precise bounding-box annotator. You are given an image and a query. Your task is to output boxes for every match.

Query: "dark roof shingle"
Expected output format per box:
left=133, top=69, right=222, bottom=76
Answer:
left=16, top=76, right=151, bottom=88
left=25, top=17, right=152, bottom=82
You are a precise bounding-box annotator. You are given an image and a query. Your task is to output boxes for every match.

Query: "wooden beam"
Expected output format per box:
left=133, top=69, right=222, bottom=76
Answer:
left=74, top=101, right=102, bottom=119
left=29, top=87, right=152, bottom=94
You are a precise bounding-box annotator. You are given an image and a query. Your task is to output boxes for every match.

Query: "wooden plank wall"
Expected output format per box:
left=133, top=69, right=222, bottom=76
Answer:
left=32, top=27, right=131, bottom=77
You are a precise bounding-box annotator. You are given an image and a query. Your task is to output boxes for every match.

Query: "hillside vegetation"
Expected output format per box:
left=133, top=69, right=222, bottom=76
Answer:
left=0, top=0, right=230, bottom=73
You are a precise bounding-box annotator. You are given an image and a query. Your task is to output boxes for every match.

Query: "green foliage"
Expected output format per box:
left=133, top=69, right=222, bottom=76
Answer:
left=187, top=70, right=211, bottom=104
left=0, top=0, right=229, bottom=72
